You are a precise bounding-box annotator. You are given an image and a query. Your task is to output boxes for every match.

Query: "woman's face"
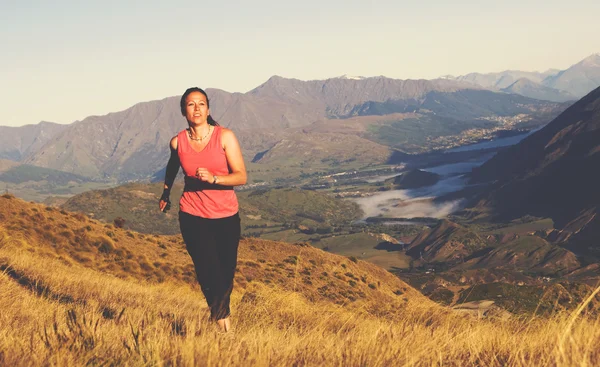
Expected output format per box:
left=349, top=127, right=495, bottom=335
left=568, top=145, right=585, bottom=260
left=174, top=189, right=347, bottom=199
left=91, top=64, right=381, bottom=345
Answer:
left=185, top=91, right=210, bottom=125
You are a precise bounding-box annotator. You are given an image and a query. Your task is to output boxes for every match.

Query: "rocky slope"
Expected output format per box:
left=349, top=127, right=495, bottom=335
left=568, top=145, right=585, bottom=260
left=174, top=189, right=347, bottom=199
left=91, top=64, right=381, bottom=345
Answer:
left=406, top=220, right=488, bottom=264
left=468, top=85, right=600, bottom=251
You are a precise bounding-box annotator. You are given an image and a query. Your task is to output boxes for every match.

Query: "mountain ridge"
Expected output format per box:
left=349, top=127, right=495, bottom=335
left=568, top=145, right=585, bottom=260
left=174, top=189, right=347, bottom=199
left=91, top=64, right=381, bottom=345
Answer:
left=2, top=75, right=566, bottom=181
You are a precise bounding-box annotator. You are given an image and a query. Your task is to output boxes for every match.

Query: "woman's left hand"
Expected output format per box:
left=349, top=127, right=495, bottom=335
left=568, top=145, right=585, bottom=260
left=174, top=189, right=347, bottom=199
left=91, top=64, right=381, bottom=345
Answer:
left=195, top=167, right=213, bottom=182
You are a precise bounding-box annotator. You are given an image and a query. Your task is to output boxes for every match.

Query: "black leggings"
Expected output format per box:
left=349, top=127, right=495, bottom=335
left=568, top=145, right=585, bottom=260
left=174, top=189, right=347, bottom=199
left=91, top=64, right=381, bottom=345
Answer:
left=179, top=211, right=241, bottom=320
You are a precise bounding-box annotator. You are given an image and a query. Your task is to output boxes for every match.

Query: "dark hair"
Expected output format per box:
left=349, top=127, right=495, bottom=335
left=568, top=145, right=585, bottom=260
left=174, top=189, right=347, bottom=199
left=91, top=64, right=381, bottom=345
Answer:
left=180, top=87, right=219, bottom=126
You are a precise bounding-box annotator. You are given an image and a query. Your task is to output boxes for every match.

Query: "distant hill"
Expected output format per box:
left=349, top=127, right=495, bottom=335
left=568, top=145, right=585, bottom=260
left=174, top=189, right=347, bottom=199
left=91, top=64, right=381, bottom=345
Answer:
left=468, top=85, right=600, bottom=252
left=406, top=220, right=487, bottom=263
left=501, top=78, right=577, bottom=102
left=60, top=183, right=363, bottom=235
left=0, top=163, right=91, bottom=186
left=387, top=169, right=441, bottom=189
left=0, top=160, right=105, bottom=202
left=458, top=236, right=580, bottom=275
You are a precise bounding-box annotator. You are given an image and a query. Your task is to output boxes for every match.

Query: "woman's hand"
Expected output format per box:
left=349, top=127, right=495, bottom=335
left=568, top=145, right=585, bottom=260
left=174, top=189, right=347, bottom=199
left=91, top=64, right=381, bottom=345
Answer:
left=159, top=187, right=172, bottom=212
left=159, top=199, right=171, bottom=212
left=196, top=167, right=214, bottom=182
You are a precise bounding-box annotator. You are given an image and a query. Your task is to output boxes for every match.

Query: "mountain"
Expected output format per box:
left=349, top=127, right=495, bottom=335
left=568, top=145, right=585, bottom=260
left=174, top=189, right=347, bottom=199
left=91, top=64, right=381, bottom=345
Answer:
left=468, top=85, right=600, bottom=250
left=450, top=54, right=600, bottom=100
left=5, top=76, right=564, bottom=181
left=0, top=121, right=67, bottom=161
left=249, top=75, right=478, bottom=118
left=23, top=97, right=184, bottom=180
left=453, top=69, right=559, bottom=89
left=19, top=77, right=477, bottom=180
left=501, top=78, right=577, bottom=102
left=542, top=54, right=600, bottom=98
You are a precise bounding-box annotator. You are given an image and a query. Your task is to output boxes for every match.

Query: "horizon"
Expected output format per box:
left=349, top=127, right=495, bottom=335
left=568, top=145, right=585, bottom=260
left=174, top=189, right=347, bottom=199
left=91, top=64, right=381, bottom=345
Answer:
left=2, top=0, right=600, bottom=127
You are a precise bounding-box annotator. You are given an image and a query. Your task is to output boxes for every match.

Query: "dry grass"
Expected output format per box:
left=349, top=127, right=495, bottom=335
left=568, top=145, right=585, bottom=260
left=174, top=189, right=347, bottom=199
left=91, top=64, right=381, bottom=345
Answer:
left=1, top=195, right=600, bottom=366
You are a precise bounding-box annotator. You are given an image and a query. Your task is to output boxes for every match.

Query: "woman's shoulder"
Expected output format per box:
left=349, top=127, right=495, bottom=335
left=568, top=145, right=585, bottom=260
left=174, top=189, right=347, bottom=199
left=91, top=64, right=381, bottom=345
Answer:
left=170, top=133, right=183, bottom=150
left=218, top=126, right=236, bottom=138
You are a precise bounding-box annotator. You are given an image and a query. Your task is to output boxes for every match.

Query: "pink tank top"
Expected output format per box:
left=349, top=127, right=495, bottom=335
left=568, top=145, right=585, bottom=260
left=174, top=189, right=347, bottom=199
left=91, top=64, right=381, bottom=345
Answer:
left=177, top=126, right=239, bottom=218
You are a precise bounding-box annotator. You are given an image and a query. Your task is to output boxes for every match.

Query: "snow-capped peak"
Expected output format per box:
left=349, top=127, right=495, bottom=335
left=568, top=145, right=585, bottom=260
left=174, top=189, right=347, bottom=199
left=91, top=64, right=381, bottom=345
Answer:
left=339, top=74, right=366, bottom=80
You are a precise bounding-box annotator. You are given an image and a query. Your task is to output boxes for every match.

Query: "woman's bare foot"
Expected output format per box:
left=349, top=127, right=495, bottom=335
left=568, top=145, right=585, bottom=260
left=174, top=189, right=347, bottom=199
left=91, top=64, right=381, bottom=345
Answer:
left=217, top=317, right=231, bottom=332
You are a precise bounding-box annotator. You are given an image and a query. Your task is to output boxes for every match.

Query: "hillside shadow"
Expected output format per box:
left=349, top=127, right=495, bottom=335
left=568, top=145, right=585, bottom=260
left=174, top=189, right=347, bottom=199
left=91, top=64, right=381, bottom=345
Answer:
left=374, top=241, right=405, bottom=252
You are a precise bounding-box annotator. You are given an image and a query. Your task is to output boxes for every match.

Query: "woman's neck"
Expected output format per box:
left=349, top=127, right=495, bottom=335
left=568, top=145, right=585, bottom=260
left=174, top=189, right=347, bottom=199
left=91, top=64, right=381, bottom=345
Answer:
left=188, top=124, right=211, bottom=139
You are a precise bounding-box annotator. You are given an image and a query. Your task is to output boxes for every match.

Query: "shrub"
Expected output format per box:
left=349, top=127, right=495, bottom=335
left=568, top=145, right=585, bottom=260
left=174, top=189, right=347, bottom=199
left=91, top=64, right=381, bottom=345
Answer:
left=283, top=256, right=298, bottom=265
left=113, top=217, right=126, bottom=228
left=92, top=236, right=116, bottom=254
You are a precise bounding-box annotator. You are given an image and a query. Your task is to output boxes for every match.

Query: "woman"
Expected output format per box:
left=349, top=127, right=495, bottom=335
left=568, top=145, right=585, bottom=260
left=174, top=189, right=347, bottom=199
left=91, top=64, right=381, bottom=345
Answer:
left=159, top=87, right=247, bottom=332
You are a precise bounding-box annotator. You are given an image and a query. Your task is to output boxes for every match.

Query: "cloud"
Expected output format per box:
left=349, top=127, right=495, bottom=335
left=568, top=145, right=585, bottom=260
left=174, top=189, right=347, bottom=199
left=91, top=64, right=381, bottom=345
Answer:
left=353, top=176, right=468, bottom=219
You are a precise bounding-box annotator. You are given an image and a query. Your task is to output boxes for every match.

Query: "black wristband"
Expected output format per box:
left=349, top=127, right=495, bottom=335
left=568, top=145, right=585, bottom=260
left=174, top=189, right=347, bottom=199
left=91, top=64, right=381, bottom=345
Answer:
left=160, top=188, right=171, bottom=212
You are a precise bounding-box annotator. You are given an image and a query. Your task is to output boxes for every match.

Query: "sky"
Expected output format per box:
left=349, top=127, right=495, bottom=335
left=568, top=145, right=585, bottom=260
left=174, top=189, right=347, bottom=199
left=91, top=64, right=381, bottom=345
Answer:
left=1, top=0, right=599, bottom=127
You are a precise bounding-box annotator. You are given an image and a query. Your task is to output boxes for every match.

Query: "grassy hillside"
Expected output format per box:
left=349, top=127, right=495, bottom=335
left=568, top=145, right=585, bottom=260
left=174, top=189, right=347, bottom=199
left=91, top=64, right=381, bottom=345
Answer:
left=58, top=183, right=419, bottom=270
left=2, top=194, right=600, bottom=365
left=60, top=183, right=363, bottom=236
left=238, top=187, right=362, bottom=226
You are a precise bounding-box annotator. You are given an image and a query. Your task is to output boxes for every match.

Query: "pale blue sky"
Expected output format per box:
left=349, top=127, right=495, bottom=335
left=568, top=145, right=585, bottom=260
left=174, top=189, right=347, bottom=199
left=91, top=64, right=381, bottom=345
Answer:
left=1, top=0, right=599, bottom=126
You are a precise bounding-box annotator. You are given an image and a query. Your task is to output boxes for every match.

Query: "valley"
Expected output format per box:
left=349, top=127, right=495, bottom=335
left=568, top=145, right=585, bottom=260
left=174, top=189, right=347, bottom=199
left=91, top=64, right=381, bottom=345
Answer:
left=1, top=59, right=599, bottom=321
left=55, top=126, right=592, bottom=313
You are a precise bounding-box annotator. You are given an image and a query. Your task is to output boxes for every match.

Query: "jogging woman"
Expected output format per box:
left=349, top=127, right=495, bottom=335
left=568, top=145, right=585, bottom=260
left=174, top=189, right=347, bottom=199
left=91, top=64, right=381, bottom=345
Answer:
left=159, top=87, right=247, bottom=332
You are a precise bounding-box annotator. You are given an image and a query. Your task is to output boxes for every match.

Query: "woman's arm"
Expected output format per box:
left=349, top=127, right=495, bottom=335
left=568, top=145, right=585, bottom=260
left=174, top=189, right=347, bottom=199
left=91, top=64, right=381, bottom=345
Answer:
left=195, top=128, right=247, bottom=186
left=159, top=136, right=179, bottom=212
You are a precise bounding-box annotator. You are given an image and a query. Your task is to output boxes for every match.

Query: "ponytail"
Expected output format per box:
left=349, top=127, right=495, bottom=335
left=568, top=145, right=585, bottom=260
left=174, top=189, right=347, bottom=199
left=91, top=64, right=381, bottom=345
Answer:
left=207, top=115, right=219, bottom=126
